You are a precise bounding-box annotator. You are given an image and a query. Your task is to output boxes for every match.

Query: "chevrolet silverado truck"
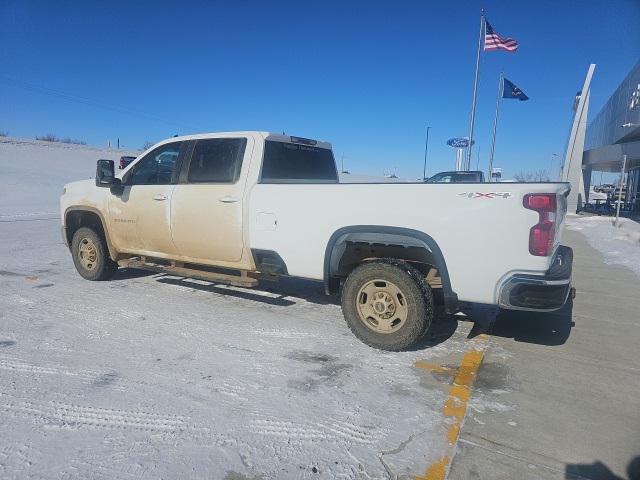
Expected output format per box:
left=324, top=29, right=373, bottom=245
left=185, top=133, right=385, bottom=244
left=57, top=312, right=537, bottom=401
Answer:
left=60, top=131, right=574, bottom=350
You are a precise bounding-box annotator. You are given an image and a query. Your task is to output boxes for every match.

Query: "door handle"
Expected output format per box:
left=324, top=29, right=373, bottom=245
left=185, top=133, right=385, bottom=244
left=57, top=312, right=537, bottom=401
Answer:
left=219, top=195, right=239, bottom=203
left=153, top=194, right=168, bottom=201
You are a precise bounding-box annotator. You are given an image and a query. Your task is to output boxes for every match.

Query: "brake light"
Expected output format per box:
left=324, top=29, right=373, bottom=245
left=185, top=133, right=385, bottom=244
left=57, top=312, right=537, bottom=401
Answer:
left=290, top=136, right=317, bottom=146
left=524, top=193, right=557, bottom=256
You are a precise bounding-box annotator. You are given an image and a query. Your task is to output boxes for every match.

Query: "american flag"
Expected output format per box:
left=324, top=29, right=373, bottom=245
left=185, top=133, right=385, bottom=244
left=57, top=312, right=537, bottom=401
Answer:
left=484, top=20, right=518, bottom=52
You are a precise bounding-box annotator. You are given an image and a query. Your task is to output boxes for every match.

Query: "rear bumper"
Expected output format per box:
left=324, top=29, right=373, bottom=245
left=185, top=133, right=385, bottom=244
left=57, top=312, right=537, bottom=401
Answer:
left=498, top=246, right=574, bottom=312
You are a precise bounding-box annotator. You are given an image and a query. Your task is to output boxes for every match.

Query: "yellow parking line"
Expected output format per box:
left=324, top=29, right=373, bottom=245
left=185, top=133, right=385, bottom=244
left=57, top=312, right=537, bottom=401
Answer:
left=415, top=335, right=488, bottom=480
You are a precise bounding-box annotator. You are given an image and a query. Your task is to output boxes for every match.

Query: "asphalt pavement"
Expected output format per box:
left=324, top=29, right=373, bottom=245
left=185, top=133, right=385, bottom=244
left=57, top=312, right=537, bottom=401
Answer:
left=449, top=228, right=640, bottom=480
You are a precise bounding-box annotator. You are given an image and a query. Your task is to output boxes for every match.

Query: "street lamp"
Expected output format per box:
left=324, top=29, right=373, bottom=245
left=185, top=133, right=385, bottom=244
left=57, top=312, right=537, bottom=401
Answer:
left=340, top=155, right=351, bottom=174
left=423, top=126, right=431, bottom=181
left=615, top=155, right=627, bottom=227
left=613, top=122, right=634, bottom=226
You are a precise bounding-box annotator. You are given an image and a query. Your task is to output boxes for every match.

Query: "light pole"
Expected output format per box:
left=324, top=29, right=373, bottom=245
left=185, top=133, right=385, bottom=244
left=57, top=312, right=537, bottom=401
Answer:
left=615, top=154, right=627, bottom=227
left=341, top=155, right=349, bottom=174
left=423, top=126, right=431, bottom=180
left=549, top=153, right=559, bottom=180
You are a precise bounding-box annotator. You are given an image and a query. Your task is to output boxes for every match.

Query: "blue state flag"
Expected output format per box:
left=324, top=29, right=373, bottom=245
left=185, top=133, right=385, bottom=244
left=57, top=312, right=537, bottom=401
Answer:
left=502, top=78, right=529, bottom=101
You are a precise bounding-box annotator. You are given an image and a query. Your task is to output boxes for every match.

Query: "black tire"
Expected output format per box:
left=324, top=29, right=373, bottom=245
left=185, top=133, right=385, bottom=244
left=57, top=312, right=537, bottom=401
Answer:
left=341, top=259, right=434, bottom=351
left=71, top=227, right=117, bottom=281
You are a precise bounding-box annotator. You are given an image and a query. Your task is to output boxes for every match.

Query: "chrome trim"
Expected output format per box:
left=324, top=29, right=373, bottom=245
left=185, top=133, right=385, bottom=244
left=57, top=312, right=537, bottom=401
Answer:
left=498, top=274, right=572, bottom=312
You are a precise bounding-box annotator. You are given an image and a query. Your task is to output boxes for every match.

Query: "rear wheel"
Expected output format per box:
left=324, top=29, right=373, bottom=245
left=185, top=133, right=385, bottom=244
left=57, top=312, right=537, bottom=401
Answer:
left=71, top=227, right=117, bottom=281
left=341, top=259, right=433, bottom=351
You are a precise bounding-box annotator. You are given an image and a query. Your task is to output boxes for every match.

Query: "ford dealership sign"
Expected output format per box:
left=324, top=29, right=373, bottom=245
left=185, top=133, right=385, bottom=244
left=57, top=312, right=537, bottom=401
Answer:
left=447, top=137, right=474, bottom=148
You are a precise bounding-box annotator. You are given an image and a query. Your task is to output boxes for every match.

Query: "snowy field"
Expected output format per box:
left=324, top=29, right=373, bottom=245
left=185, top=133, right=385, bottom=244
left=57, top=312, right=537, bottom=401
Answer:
left=0, top=138, right=488, bottom=479
left=566, top=215, right=640, bottom=278
left=0, top=137, right=137, bottom=221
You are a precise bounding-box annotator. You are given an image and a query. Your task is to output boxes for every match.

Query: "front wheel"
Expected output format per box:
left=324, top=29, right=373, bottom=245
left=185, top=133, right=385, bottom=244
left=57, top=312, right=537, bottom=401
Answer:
left=341, top=260, right=433, bottom=351
left=71, top=227, right=117, bottom=281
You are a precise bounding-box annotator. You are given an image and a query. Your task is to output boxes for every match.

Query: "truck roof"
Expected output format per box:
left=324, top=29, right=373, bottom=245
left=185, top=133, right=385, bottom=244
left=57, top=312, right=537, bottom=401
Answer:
left=163, top=131, right=332, bottom=150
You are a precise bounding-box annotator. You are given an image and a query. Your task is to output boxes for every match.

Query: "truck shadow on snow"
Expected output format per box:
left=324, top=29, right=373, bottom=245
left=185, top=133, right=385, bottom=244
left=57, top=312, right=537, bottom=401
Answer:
left=155, top=275, right=337, bottom=307
left=112, top=268, right=157, bottom=280
left=488, top=298, right=575, bottom=346
left=153, top=274, right=459, bottom=348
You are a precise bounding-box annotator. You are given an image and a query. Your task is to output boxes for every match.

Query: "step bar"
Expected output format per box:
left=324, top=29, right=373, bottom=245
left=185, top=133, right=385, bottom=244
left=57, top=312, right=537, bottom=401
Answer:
left=119, top=258, right=259, bottom=288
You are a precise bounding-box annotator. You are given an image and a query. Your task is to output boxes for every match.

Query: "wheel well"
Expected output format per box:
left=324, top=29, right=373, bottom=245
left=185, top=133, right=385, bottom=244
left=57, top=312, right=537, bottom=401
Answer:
left=323, top=226, right=458, bottom=313
left=334, top=242, right=436, bottom=277
left=65, top=210, right=113, bottom=259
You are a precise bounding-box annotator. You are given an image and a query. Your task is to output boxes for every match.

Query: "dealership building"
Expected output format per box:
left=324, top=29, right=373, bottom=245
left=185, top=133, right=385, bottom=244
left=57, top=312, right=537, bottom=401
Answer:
left=563, top=60, right=640, bottom=213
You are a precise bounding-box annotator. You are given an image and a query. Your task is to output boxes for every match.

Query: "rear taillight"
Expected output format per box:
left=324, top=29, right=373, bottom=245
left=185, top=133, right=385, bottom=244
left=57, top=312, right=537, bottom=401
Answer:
left=524, top=193, right=557, bottom=256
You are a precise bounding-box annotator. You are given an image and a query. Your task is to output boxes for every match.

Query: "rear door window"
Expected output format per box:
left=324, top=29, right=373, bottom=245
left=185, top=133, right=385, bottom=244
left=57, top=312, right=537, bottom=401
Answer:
left=260, top=141, right=337, bottom=183
left=187, top=138, right=246, bottom=183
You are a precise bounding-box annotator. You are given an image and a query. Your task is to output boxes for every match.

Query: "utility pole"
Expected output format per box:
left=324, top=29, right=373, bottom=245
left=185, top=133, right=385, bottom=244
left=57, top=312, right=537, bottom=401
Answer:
left=423, top=126, right=431, bottom=180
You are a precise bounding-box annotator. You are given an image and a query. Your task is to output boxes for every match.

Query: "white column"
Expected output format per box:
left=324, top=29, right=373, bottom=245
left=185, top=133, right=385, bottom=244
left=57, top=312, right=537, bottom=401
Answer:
left=563, top=64, right=596, bottom=213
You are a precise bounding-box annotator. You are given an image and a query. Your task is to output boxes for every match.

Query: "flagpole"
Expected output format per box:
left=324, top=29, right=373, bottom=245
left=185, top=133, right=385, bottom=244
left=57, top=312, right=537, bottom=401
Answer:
left=488, top=71, right=503, bottom=182
left=465, top=9, right=485, bottom=171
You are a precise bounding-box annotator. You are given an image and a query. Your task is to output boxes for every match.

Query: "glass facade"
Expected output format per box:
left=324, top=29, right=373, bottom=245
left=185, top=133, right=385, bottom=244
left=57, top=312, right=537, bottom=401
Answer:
left=585, top=60, right=640, bottom=150
left=584, top=60, right=640, bottom=214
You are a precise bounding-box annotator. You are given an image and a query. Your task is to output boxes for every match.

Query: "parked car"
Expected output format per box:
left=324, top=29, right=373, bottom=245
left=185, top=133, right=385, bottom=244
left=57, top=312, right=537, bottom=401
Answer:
left=61, top=132, right=573, bottom=350
left=594, top=183, right=616, bottom=194
left=426, top=170, right=485, bottom=183
left=118, top=155, right=137, bottom=170
left=588, top=188, right=608, bottom=202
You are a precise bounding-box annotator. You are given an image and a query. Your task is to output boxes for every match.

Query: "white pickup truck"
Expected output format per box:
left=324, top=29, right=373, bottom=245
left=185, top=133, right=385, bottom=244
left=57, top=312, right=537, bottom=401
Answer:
left=60, top=131, right=573, bottom=350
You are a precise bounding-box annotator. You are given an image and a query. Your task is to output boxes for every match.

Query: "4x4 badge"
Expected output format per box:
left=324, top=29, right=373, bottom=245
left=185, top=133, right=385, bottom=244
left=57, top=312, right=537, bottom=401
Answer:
left=458, top=192, right=512, bottom=199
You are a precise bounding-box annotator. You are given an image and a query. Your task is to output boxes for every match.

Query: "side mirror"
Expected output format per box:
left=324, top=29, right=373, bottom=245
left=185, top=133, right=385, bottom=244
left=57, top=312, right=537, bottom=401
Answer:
left=96, top=159, right=115, bottom=187
left=110, top=178, right=124, bottom=196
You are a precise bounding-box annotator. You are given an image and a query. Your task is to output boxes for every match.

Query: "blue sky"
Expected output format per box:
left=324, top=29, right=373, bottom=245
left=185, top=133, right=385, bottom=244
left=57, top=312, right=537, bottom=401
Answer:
left=1, top=1, right=638, bottom=179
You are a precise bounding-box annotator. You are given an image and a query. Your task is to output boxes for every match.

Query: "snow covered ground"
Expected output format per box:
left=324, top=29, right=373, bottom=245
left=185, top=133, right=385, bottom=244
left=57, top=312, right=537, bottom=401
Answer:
left=0, top=137, right=137, bottom=220
left=0, top=138, right=488, bottom=479
left=566, top=215, right=640, bottom=278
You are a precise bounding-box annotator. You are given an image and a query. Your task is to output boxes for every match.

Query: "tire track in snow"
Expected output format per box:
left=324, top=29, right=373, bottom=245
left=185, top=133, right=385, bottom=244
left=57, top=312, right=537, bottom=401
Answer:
left=244, top=328, right=317, bottom=339
left=0, top=357, right=97, bottom=380
left=0, top=355, right=153, bottom=391
left=0, top=395, right=200, bottom=433
left=213, top=381, right=250, bottom=402
left=249, top=417, right=379, bottom=445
